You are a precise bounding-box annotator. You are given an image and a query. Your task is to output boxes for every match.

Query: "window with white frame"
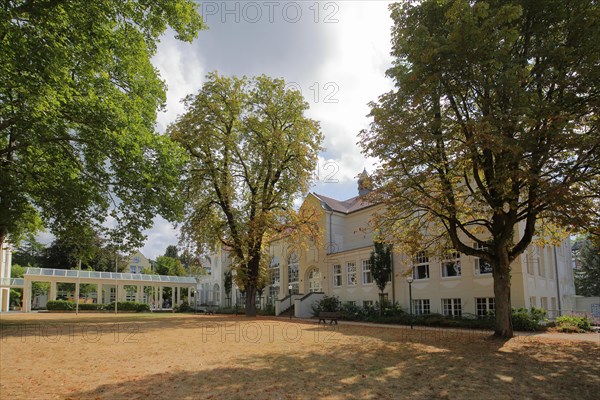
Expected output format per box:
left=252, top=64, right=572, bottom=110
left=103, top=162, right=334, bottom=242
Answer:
left=474, top=242, right=493, bottom=275
left=530, top=296, right=537, bottom=307
left=412, top=251, right=429, bottom=280
left=362, top=259, right=373, bottom=284
left=413, top=299, right=430, bottom=315
left=363, top=300, right=374, bottom=308
left=288, top=252, right=299, bottom=294
left=540, top=297, right=548, bottom=311
left=347, top=262, right=357, bottom=285
left=476, top=297, right=495, bottom=317
left=538, top=250, right=546, bottom=277
left=442, top=298, right=462, bottom=317
left=526, top=247, right=535, bottom=275
left=333, top=264, right=342, bottom=287
left=269, top=257, right=280, bottom=302
left=441, top=250, right=461, bottom=277
left=268, top=286, right=279, bottom=303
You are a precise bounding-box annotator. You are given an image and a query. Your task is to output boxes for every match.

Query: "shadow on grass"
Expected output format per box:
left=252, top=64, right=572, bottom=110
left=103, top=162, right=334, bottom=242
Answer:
left=63, top=324, right=599, bottom=400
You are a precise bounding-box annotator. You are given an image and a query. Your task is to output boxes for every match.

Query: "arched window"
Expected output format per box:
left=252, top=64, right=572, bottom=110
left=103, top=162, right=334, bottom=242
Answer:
left=288, top=252, right=299, bottom=294
left=213, top=283, right=220, bottom=305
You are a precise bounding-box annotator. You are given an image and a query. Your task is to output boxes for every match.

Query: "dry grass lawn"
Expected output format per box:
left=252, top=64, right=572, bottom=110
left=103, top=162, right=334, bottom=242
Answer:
left=1, top=313, right=598, bottom=399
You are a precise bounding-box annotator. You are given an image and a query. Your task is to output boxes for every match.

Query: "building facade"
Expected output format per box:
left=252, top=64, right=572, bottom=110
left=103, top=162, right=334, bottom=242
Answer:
left=266, top=175, right=576, bottom=318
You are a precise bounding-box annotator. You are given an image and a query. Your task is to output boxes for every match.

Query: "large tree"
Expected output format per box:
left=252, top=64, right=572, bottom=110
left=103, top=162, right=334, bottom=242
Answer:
left=169, top=73, right=322, bottom=316
left=360, top=0, right=600, bottom=337
left=575, top=237, right=600, bottom=297
left=0, top=1, right=205, bottom=250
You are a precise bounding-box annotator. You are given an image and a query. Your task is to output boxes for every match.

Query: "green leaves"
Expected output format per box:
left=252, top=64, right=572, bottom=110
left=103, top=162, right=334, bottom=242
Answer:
left=1, top=0, right=204, bottom=249
left=170, top=72, right=322, bottom=315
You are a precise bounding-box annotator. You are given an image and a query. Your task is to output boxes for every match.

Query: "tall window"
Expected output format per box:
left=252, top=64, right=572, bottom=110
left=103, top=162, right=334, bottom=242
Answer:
left=413, top=299, right=430, bottom=315
left=308, top=268, right=322, bottom=292
left=530, top=296, right=537, bottom=307
left=362, top=259, right=373, bottom=284
left=526, top=247, right=535, bottom=275
left=288, top=252, right=299, bottom=294
left=333, top=264, right=342, bottom=287
left=213, top=283, right=220, bottom=305
left=412, top=251, right=429, bottom=280
left=441, top=250, right=461, bottom=277
left=269, top=257, right=280, bottom=302
left=474, top=242, right=493, bottom=275
left=540, top=297, right=548, bottom=311
left=347, top=262, right=357, bottom=285
left=476, top=297, right=495, bottom=317
left=442, top=298, right=462, bottom=317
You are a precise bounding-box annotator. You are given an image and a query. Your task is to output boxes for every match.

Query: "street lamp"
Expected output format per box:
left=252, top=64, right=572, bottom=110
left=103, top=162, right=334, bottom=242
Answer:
left=288, top=284, right=293, bottom=320
left=406, top=276, right=414, bottom=329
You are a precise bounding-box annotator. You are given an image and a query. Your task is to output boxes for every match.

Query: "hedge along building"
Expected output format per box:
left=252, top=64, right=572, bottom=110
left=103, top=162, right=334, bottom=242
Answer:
left=270, top=171, right=576, bottom=319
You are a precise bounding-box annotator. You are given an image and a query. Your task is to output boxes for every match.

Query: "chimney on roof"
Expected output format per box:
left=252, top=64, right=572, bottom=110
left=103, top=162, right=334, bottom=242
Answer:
left=357, top=168, right=373, bottom=197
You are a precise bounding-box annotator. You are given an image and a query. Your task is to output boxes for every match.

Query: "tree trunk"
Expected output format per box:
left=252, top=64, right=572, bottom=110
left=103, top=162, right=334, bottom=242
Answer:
left=492, top=253, right=513, bottom=338
left=245, top=284, right=257, bottom=317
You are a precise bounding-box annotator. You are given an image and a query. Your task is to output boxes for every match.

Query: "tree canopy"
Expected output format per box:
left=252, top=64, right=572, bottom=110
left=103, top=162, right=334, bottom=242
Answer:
left=360, top=0, right=600, bottom=337
left=0, top=0, right=205, bottom=250
left=169, top=72, right=322, bottom=316
left=574, top=237, right=600, bottom=297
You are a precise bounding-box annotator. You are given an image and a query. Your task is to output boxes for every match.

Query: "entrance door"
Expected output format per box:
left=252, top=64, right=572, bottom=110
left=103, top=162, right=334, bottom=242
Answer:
left=308, top=268, right=322, bottom=292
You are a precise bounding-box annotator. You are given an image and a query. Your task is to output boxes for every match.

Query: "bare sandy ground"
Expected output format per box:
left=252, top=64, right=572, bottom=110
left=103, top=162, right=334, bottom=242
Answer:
left=1, top=313, right=598, bottom=399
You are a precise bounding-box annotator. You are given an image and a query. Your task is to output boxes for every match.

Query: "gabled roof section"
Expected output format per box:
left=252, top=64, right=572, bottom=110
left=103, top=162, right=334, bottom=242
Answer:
left=312, top=192, right=374, bottom=214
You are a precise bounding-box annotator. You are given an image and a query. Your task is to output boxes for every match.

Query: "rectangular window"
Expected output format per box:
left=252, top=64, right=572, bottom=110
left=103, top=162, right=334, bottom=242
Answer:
left=268, top=286, right=279, bottom=303
left=363, top=300, right=373, bottom=308
left=442, top=298, right=462, bottom=317
left=347, top=262, right=357, bottom=286
left=412, top=251, right=429, bottom=280
left=526, top=248, right=535, bottom=275
left=530, top=296, right=537, bottom=308
left=474, top=242, right=493, bottom=275
left=538, top=254, right=546, bottom=277
left=333, top=265, right=342, bottom=287
left=540, top=297, right=548, bottom=311
left=551, top=297, right=557, bottom=313
left=476, top=297, right=495, bottom=317
left=362, top=259, right=373, bottom=284
left=441, top=250, right=461, bottom=278
left=413, top=299, right=430, bottom=315
left=129, top=266, right=137, bottom=273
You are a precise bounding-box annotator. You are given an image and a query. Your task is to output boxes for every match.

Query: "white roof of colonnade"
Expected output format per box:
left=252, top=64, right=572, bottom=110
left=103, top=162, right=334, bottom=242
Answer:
left=17, top=267, right=197, bottom=287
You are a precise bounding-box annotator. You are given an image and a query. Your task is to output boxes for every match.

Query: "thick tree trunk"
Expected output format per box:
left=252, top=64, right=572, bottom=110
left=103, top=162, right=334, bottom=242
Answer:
left=245, top=284, right=257, bottom=317
left=492, top=253, right=513, bottom=338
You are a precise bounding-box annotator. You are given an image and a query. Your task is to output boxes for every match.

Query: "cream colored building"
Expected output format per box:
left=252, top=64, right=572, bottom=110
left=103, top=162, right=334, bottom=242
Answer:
left=269, top=173, right=576, bottom=319
left=127, top=250, right=152, bottom=274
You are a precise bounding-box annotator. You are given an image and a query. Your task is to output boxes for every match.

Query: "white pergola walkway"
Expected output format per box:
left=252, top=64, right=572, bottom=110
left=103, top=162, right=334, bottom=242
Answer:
left=1, top=267, right=197, bottom=312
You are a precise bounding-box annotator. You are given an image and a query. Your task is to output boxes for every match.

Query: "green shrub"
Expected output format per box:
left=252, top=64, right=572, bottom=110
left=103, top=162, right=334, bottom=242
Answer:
left=47, top=300, right=74, bottom=310
left=175, top=301, right=192, bottom=313
left=103, top=301, right=149, bottom=312
left=77, top=303, right=103, bottom=310
left=555, top=315, right=592, bottom=332
left=511, top=307, right=546, bottom=331
left=258, top=304, right=275, bottom=316
left=311, top=295, right=341, bottom=316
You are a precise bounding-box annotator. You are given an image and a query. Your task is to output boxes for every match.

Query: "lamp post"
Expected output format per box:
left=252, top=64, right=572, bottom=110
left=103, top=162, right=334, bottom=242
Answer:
left=288, top=284, right=293, bottom=320
left=406, top=276, right=414, bottom=329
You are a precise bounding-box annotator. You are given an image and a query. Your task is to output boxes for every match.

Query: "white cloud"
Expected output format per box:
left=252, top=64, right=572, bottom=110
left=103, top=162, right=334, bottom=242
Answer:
left=152, top=33, right=207, bottom=133
left=140, top=216, right=179, bottom=260
left=139, top=2, right=396, bottom=255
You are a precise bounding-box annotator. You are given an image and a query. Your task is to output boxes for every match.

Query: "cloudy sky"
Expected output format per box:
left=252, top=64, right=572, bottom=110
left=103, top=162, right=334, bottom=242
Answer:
left=140, top=0, right=395, bottom=259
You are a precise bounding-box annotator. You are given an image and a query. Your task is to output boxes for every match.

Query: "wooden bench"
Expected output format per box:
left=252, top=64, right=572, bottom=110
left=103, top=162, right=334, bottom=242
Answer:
left=318, top=311, right=341, bottom=325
